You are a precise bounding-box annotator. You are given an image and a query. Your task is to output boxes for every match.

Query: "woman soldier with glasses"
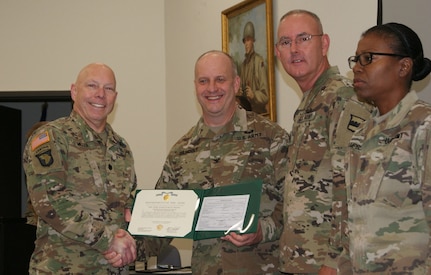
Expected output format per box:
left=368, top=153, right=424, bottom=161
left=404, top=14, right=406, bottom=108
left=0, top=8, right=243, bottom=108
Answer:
left=341, top=22, right=431, bottom=274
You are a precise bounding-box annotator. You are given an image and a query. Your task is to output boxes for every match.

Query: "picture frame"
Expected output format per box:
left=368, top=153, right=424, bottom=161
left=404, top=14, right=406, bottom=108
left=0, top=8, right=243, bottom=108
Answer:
left=222, top=0, right=276, bottom=121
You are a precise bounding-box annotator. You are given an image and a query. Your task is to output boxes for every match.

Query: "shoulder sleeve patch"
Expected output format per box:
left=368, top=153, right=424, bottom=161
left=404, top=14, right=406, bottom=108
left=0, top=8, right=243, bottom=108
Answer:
left=31, top=131, right=50, bottom=151
left=31, top=138, right=62, bottom=173
left=334, top=100, right=371, bottom=147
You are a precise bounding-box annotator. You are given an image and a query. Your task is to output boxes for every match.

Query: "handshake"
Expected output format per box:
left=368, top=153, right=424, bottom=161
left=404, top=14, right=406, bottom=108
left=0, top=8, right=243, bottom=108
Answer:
left=103, top=228, right=137, bottom=268
left=103, top=208, right=137, bottom=268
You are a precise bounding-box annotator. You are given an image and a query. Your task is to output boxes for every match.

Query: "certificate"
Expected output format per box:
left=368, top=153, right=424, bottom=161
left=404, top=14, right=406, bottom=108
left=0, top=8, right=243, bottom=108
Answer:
left=128, top=180, right=262, bottom=240
left=128, top=190, right=198, bottom=237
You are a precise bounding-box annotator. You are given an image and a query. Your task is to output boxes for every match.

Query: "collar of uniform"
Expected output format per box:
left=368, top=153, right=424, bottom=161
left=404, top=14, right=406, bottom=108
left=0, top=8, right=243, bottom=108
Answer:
left=312, top=66, right=340, bottom=91
left=191, top=106, right=249, bottom=142
left=70, top=110, right=113, bottom=143
left=300, top=66, right=341, bottom=110
left=373, top=90, right=419, bottom=128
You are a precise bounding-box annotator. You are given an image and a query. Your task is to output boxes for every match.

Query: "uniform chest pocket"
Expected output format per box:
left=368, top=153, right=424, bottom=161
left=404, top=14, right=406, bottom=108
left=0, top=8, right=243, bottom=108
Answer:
left=170, top=154, right=212, bottom=188
left=370, top=144, right=419, bottom=208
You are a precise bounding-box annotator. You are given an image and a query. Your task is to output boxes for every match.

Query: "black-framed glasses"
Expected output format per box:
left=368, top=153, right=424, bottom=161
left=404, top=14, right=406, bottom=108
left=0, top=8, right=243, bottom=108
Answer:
left=276, top=33, right=323, bottom=48
left=348, top=52, right=409, bottom=69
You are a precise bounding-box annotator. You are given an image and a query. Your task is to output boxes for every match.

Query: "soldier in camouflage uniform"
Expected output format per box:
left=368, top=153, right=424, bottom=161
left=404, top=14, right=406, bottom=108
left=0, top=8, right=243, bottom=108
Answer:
left=342, top=22, right=431, bottom=274
left=275, top=10, right=372, bottom=274
left=141, top=50, right=288, bottom=274
left=239, top=21, right=269, bottom=114
left=23, top=63, right=137, bottom=274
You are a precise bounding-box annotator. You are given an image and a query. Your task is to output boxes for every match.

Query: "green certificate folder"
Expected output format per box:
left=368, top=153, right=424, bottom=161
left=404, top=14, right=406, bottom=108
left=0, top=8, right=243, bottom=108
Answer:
left=128, top=179, right=262, bottom=240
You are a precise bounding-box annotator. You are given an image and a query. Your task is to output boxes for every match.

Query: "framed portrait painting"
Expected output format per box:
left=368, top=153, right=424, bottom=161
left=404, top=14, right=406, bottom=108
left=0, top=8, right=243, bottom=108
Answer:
left=222, top=0, right=276, bottom=121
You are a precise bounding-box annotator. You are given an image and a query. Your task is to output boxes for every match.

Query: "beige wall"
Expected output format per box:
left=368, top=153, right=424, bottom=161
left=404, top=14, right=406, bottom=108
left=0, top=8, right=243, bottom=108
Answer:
left=0, top=0, right=378, bottom=266
left=382, top=0, right=431, bottom=101
left=0, top=0, right=167, bottom=190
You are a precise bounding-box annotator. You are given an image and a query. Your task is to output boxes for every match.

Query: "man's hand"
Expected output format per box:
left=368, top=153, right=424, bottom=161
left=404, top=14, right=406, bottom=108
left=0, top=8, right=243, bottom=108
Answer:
left=103, top=250, right=122, bottom=267
left=221, top=221, right=262, bottom=247
left=103, top=229, right=137, bottom=267
left=124, top=208, right=132, bottom=223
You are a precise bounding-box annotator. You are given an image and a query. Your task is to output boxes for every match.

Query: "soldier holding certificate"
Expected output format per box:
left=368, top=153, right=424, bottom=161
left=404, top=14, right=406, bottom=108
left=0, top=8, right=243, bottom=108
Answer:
left=137, top=50, right=288, bottom=274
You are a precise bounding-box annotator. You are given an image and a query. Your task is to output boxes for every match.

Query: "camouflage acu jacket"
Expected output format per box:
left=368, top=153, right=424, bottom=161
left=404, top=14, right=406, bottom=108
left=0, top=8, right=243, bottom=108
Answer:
left=343, top=91, right=431, bottom=274
left=23, top=111, right=137, bottom=275
left=279, top=66, right=372, bottom=273
left=153, top=106, right=288, bottom=274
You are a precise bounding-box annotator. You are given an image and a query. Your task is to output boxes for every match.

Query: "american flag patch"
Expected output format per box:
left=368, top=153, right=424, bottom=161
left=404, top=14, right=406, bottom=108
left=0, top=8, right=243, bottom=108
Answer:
left=31, top=131, right=50, bottom=151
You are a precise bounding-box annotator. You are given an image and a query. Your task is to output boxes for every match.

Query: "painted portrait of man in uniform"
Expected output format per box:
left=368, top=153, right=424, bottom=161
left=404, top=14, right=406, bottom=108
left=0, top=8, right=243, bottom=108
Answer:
left=222, top=0, right=276, bottom=121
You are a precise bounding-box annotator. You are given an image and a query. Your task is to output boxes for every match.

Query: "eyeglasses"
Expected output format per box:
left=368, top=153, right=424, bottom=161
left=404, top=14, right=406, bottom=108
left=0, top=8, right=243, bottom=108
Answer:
left=348, top=52, right=408, bottom=69
left=276, top=33, right=323, bottom=48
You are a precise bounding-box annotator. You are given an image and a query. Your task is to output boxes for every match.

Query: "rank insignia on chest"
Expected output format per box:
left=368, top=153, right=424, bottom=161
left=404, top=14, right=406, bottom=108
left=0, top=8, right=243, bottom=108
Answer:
left=36, top=149, right=54, bottom=167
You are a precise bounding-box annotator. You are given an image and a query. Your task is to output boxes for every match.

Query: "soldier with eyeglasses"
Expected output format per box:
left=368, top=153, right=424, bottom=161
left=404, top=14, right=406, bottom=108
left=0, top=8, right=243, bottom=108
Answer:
left=274, top=9, right=373, bottom=275
left=341, top=22, right=431, bottom=274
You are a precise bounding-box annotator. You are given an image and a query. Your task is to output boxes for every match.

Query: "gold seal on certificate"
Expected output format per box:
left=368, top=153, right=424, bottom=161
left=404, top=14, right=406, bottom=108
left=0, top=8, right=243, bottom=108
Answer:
left=128, top=180, right=263, bottom=240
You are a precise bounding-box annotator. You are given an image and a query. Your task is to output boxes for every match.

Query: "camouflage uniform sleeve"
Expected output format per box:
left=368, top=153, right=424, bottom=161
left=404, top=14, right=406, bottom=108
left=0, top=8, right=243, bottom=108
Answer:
left=261, top=126, right=289, bottom=243
left=326, top=90, right=372, bottom=269
left=416, top=119, right=431, bottom=272
left=328, top=153, right=352, bottom=272
left=23, top=128, right=117, bottom=253
left=333, top=145, right=354, bottom=274
left=125, top=147, right=138, bottom=210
